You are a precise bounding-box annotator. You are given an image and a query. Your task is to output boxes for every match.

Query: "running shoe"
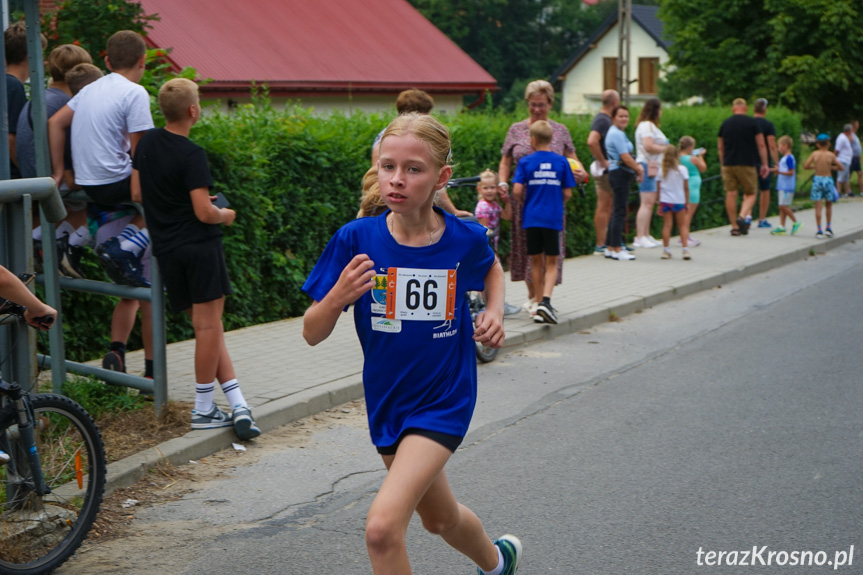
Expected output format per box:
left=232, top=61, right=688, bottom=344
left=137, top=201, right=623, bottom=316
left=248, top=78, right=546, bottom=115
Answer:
left=0, top=449, right=9, bottom=466
left=191, top=404, right=233, bottom=430
left=59, top=236, right=87, bottom=279
left=478, top=535, right=523, bottom=575
left=771, top=226, right=787, bottom=236
left=98, top=237, right=150, bottom=288
left=825, top=228, right=834, bottom=238
left=737, top=217, right=751, bottom=235
left=533, top=314, right=545, bottom=324
left=102, top=349, right=126, bottom=373
left=503, top=302, right=522, bottom=316
left=661, top=250, right=672, bottom=260
left=791, top=222, right=802, bottom=235
left=757, top=219, right=772, bottom=228
left=232, top=405, right=261, bottom=440
left=593, top=245, right=607, bottom=255
left=682, top=249, right=692, bottom=261
left=815, top=231, right=825, bottom=239
left=535, top=301, right=558, bottom=324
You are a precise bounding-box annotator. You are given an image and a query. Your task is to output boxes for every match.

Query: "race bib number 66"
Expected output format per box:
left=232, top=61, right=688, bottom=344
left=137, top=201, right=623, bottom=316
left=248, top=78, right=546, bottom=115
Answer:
left=385, top=267, right=456, bottom=321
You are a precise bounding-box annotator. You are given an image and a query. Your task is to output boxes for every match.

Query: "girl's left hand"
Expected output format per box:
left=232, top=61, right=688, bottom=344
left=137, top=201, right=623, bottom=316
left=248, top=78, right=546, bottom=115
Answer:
left=473, top=308, right=504, bottom=348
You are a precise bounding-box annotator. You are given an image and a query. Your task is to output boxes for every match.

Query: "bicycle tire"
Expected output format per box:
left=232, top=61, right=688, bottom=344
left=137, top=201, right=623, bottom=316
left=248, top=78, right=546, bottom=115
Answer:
left=0, top=394, right=106, bottom=574
left=475, top=341, right=499, bottom=363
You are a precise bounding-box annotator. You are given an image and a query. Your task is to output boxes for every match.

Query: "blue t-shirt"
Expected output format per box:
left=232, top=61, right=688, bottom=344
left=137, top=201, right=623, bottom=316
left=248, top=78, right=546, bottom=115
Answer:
left=302, top=209, right=495, bottom=447
left=605, top=125, right=633, bottom=171
left=777, top=153, right=796, bottom=192
left=512, top=150, right=575, bottom=231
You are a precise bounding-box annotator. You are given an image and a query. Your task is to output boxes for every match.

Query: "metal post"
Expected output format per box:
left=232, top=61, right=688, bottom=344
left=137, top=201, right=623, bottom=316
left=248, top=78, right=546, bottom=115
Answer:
left=23, top=0, right=66, bottom=392
left=618, top=0, right=632, bottom=107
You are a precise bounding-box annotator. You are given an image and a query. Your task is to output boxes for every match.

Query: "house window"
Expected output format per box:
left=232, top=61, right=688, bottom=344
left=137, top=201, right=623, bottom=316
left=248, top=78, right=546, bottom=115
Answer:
left=639, top=58, right=659, bottom=94
left=603, top=58, right=618, bottom=91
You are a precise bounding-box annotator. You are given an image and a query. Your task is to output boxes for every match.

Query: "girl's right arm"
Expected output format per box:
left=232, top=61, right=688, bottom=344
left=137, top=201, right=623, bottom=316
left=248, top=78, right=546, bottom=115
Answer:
left=303, top=254, right=376, bottom=346
left=691, top=154, right=707, bottom=173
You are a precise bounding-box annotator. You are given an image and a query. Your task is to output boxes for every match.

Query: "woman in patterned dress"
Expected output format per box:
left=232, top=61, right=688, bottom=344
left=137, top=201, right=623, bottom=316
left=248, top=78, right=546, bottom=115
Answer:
left=497, top=80, right=587, bottom=312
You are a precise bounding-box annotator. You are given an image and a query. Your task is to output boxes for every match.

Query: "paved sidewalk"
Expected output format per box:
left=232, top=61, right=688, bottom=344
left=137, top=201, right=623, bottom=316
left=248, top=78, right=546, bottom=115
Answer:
left=109, top=199, right=863, bottom=492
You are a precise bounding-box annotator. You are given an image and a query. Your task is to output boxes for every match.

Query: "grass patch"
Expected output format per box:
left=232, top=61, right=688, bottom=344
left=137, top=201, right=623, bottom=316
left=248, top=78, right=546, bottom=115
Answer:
left=55, top=376, right=192, bottom=463
left=61, top=375, right=149, bottom=420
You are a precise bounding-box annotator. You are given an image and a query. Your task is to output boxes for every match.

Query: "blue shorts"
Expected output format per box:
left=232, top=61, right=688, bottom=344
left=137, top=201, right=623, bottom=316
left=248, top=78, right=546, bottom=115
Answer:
left=659, top=202, right=686, bottom=214
left=639, top=162, right=657, bottom=192
left=852, top=156, right=861, bottom=172
left=777, top=190, right=795, bottom=206
left=810, top=176, right=835, bottom=201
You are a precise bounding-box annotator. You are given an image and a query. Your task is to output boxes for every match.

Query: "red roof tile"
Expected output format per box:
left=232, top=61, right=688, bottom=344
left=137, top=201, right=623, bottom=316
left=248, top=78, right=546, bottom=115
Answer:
left=139, top=0, right=497, bottom=96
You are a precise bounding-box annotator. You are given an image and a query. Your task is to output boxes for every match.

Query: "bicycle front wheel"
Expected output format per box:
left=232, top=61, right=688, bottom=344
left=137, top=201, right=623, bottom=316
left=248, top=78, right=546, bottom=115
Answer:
left=0, top=394, right=106, bottom=574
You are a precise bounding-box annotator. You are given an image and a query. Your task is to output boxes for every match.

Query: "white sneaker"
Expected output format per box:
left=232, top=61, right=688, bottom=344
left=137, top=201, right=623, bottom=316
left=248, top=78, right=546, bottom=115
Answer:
left=635, top=236, right=659, bottom=248
left=613, top=250, right=636, bottom=261
left=647, top=235, right=661, bottom=246
left=521, top=300, right=533, bottom=313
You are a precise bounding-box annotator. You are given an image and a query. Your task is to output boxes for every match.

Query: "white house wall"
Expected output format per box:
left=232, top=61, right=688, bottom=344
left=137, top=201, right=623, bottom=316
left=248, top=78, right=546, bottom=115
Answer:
left=560, top=22, right=668, bottom=115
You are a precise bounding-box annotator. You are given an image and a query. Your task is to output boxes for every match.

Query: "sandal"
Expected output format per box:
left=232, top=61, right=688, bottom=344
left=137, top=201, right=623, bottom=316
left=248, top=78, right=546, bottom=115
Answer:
left=730, top=229, right=742, bottom=236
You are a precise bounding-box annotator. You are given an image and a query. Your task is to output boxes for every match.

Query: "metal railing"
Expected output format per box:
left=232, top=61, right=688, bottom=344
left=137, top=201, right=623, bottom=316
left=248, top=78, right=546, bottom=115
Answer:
left=0, top=1, right=168, bottom=413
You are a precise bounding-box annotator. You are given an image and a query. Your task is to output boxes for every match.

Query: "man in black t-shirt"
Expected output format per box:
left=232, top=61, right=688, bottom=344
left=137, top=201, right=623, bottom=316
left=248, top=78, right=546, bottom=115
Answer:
left=753, top=98, right=778, bottom=228
left=134, top=78, right=261, bottom=441
left=586, top=89, right=619, bottom=254
left=717, top=98, right=769, bottom=235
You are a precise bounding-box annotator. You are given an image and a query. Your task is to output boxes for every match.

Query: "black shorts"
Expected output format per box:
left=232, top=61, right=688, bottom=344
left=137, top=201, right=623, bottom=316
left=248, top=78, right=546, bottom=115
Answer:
left=83, top=177, right=132, bottom=209
left=376, top=428, right=463, bottom=455
left=755, top=166, right=773, bottom=191
left=852, top=156, right=861, bottom=172
left=525, top=227, right=560, bottom=256
left=157, top=237, right=233, bottom=313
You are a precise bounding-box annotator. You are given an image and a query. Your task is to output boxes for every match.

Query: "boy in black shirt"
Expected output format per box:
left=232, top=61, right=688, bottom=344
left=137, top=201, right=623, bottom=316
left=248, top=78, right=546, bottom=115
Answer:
left=133, top=78, right=260, bottom=440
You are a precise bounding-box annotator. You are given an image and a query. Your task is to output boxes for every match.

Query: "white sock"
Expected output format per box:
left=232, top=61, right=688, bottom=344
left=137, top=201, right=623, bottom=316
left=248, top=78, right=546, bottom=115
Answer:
left=120, top=227, right=150, bottom=256
left=194, top=381, right=216, bottom=413
left=480, top=547, right=504, bottom=575
left=56, top=221, right=75, bottom=238
left=68, top=226, right=91, bottom=247
left=221, top=378, right=247, bottom=409
left=32, top=225, right=42, bottom=241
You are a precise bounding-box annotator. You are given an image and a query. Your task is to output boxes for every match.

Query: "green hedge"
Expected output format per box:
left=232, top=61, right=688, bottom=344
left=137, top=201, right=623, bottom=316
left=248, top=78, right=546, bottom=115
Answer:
left=57, top=101, right=802, bottom=361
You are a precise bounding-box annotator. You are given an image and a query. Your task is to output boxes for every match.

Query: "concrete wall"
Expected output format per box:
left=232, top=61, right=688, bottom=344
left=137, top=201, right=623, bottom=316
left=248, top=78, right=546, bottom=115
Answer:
left=559, top=22, right=668, bottom=115
left=200, top=94, right=466, bottom=116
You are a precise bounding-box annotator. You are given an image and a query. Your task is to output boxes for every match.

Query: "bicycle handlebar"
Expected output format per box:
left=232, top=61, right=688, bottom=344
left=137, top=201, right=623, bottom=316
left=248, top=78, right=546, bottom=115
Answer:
left=446, top=176, right=481, bottom=188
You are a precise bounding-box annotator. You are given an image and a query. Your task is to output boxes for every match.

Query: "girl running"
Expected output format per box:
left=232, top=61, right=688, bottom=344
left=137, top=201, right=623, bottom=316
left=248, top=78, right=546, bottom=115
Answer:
left=302, top=112, right=521, bottom=575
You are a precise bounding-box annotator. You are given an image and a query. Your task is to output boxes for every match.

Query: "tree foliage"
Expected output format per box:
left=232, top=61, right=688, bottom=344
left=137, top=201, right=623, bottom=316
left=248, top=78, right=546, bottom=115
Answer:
left=407, top=0, right=623, bottom=110
left=659, top=0, right=863, bottom=130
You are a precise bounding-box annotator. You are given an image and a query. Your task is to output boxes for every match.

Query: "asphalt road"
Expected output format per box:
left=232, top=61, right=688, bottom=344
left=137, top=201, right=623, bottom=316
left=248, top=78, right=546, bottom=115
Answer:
left=61, top=242, right=863, bottom=574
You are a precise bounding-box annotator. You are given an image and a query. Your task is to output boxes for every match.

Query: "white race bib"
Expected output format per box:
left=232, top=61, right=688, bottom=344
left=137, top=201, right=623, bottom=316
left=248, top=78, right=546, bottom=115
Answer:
left=385, top=267, right=456, bottom=321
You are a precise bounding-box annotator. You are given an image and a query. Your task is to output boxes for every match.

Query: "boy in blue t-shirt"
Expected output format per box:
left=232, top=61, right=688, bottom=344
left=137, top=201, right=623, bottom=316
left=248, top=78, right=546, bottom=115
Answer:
left=512, top=120, right=576, bottom=325
left=771, top=135, right=801, bottom=236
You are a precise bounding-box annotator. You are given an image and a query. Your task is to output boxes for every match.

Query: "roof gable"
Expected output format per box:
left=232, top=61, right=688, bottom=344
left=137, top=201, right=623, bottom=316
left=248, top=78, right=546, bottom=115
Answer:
left=550, top=4, right=668, bottom=83
left=139, top=0, right=496, bottom=93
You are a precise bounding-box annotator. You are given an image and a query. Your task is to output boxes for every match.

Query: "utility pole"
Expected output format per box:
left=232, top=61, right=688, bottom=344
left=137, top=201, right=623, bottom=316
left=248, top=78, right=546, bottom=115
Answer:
left=617, top=0, right=632, bottom=106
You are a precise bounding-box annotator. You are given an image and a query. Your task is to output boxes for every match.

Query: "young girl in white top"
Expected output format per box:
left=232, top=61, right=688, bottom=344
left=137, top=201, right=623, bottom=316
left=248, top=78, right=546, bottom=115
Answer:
left=656, top=144, right=691, bottom=260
